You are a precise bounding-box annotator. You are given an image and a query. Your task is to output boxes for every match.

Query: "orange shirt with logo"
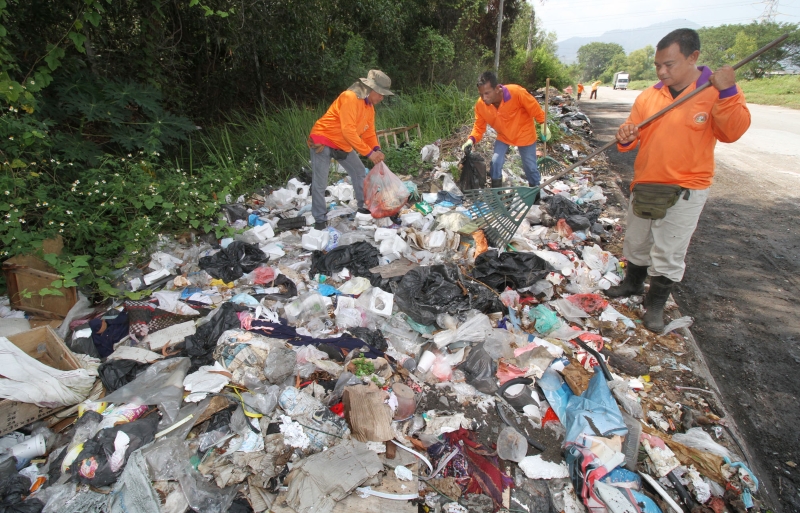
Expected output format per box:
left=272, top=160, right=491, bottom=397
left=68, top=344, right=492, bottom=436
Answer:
left=310, top=90, right=380, bottom=156
left=577, top=84, right=585, bottom=93
left=469, top=84, right=546, bottom=147
left=618, top=66, right=750, bottom=190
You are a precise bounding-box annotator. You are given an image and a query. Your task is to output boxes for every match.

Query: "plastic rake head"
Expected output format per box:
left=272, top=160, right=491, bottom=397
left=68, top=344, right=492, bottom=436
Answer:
left=464, top=186, right=540, bottom=249
left=537, top=155, right=564, bottom=178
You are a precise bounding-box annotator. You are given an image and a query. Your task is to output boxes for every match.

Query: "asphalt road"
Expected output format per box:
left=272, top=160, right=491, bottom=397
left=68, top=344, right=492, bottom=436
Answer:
left=581, top=86, right=800, bottom=512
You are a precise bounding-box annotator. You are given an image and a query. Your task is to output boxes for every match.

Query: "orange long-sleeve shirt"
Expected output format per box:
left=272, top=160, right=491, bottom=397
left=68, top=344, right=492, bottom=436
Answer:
left=618, top=66, right=750, bottom=190
left=310, top=90, right=380, bottom=156
left=469, top=84, right=546, bottom=147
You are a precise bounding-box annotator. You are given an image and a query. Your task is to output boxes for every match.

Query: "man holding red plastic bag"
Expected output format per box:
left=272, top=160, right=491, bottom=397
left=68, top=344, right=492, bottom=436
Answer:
left=308, top=70, right=393, bottom=229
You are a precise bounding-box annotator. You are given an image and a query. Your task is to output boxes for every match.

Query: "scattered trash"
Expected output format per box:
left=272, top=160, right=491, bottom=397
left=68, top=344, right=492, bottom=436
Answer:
left=0, top=94, right=757, bottom=513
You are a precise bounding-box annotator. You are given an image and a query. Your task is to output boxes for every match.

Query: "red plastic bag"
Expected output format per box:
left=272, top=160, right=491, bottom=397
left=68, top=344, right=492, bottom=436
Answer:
left=363, top=162, right=410, bottom=218
left=566, top=293, right=608, bottom=314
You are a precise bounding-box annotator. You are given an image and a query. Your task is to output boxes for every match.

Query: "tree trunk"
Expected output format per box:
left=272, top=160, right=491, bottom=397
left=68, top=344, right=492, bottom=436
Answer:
left=253, top=49, right=266, bottom=108
left=494, top=0, right=505, bottom=73
left=526, top=6, right=535, bottom=57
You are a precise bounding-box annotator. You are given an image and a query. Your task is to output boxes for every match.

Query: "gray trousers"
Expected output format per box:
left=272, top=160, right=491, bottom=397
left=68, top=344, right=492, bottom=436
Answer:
left=310, top=146, right=366, bottom=224
left=623, top=188, right=709, bottom=282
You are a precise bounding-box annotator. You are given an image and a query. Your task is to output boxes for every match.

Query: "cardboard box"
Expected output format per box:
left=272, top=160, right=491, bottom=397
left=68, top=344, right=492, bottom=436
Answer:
left=2, top=254, right=78, bottom=319
left=0, top=326, right=82, bottom=436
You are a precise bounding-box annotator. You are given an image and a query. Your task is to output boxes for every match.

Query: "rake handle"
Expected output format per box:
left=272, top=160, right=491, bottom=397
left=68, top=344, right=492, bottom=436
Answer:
left=538, top=33, right=789, bottom=191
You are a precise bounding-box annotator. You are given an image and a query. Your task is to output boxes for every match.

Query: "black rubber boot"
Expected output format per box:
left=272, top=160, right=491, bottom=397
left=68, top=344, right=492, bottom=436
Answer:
left=642, top=275, right=676, bottom=333
left=314, top=220, right=327, bottom=230
left=606, top=262, right=648, bottom=298
left=491, top=178, right=503, bottom=188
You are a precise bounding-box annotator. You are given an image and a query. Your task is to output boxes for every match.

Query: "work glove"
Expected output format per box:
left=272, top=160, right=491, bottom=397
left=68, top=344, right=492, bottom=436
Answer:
left=538, top=124, right=552, bottom=142
left=461, top=139, right=473, bottom=152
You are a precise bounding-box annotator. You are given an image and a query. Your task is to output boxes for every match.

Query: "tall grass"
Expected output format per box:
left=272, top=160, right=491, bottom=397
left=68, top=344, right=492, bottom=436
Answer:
left=739, top=75, right=800, bottom=109
left=197, top=85, right=476, bottom=186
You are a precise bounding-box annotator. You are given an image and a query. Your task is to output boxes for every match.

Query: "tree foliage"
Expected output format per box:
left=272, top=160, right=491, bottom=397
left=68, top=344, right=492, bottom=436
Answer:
left=698, top=21, right=799, bottom=79
left=577, top=42, right=625, bottom=80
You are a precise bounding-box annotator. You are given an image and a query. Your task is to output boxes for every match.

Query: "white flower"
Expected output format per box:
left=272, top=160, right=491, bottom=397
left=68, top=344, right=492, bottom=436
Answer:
left=3, top=191, right=8, bottom=195
left=66, top=210, right=72, bottom=214
left=19, top=219, right=25, bottom=223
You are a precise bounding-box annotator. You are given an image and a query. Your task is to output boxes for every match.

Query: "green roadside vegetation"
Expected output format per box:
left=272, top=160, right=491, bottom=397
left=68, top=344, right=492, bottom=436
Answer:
left=623, top=76, right=800, bottom=110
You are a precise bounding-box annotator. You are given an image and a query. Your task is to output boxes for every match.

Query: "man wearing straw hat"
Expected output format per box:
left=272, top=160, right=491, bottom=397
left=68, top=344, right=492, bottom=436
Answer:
left=308, top=70, right=393, bottom=230
left=462, top=71, right=546, bottom=189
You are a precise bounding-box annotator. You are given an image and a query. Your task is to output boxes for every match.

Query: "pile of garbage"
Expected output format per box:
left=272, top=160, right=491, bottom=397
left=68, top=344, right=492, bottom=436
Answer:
left=0, top=101, right=760, bottom=513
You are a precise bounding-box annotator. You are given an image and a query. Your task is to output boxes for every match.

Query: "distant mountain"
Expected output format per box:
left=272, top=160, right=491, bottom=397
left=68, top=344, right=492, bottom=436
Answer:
left=556, top=19, right=702, bottom=63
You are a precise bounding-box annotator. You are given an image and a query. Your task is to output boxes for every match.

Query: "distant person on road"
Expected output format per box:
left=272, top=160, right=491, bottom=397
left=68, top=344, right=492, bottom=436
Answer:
left=607, top=28, right=750, bottom=332
left=577, top=82, right=585, bottom=100
left=308, top=70, right=392, bottom=230
left=462, top=71, right=546, bottom=189
left=590, top=80, right=601, bottom=99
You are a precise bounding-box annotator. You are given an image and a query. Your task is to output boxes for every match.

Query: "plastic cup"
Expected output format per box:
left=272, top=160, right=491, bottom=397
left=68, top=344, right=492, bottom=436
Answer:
left=10, top=434, right=46, bottom=460
left=416, top=351, right=436, bottom=374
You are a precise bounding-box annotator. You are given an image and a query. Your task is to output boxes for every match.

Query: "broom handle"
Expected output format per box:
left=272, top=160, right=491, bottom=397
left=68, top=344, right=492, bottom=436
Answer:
left=538, top=33, right=789, bottom=190
left=543, top=78, right=549, bottom=157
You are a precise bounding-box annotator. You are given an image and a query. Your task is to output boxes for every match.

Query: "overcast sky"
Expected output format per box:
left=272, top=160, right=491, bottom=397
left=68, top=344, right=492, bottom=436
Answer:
left=536, top=0, right=800, bottom=42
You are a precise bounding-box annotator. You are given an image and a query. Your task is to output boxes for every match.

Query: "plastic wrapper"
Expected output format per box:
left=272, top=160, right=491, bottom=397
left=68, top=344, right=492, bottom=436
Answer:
left=177, top=466, right=238, bottom=513
left=551, top=298, right=590, bottom=324
left=565, top=293, right=609, bottom=314
left=278, top=387, right=349, bottom=453
left=0, top=471, right=44, bottom=513
left=395, top=264, right=502, bottom=326
left=528, top=305, right=563, bottom=335
left=581, top=244, right=618, bottom=274
left=102, top=358, right=191, bottom=424
left=56, top=292, right=94, bottom=340
left=434, top=211, right=471, bottom=232
left=471, top=250, right=550, bottom=292
left=672, top=427, right=735, bottom=460
left=457, top=151, right=486, bottom=191
left=432, top=312, right=493, bottom=349
left=483, top=329, right=516, bottom=360
left=363, top=162, right=410, bottom=218
left=198, top=241, right=268, bottom=282
left=458, top=343, right=498, bottom=394
left=263, top=347, right=297, bottom=384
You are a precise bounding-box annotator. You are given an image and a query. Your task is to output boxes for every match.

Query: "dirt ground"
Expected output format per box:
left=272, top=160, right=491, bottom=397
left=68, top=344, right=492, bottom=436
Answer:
left=580, top=91, right=800, bottom=513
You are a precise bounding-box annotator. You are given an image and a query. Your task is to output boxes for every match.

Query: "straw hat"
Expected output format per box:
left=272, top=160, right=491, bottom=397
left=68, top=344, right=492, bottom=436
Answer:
left=359, top=70, right=394, bottom=96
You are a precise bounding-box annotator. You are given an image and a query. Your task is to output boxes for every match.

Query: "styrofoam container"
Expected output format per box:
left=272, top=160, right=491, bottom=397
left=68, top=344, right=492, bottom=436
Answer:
left=301, top=229, right=330, bottom=251
left=368, top=288, right=394, bottom=317
left=374, top=227, right=397, bottom=241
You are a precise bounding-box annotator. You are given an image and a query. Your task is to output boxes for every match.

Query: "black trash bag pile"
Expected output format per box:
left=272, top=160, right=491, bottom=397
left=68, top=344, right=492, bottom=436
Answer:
left=0, top=458, right=44, bottom=513
left=180, top=302, right=245, bottom=369
left=98, top=359, right=149, bottom=393
left=71, top=415, right=159, bottom=487
left=309, top=242, right=381, bottom=285
left=394, top=264, right=501, bottom=326
left=346, top=327, right=388, bottom=352
left=199, top=241, right=268, bottom=282
left=252, top=274, right=297, bottom=301
left=470, top=250, right=551, bottom=292
left=458, top=151, right=486, bottom=191
left=541, top=195, right=602, bottom=230
left=458, top=342, right=498, bottom=395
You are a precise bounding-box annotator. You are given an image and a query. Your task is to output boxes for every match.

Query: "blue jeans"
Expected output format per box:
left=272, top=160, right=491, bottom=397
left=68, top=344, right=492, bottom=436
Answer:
left=490, top=140, right=540, bottom=186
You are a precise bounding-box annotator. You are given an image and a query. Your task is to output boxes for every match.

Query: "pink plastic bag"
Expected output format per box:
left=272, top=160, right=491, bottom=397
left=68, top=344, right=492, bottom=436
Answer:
left=363, top=162, right=410, bottom=218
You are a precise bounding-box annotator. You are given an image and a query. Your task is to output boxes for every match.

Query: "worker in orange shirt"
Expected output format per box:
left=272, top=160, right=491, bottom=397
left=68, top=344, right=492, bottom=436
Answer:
left=589, top=80, right=601, bottom=99
left=577, top=82, right=585, bottom=100
left=462, top=71, right=546, bottom=189
left=308, top=70, right=391, bottom=229
left=606, top=29, right=750, bottom=332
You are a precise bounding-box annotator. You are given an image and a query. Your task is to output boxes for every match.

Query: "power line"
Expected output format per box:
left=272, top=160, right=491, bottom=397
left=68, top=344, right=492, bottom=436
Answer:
left=760, top=0, right=779, bottom=21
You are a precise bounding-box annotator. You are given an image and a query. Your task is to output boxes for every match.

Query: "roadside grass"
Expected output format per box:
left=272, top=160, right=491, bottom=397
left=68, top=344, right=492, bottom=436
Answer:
left=739, top=75, right=800, bottom=109
left=624, top=76, right=800, bottom=109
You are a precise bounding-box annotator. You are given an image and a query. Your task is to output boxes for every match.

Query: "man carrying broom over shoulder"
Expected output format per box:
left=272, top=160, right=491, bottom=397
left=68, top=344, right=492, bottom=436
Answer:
left=605, top=28, right=750, bottom=332
left=462, top=71, right=546, bottom=189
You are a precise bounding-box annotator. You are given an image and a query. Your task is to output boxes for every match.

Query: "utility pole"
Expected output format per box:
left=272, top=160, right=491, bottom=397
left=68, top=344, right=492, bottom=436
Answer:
left=494, top=0, right=505, bottom=73
left=526, top=3, right=535, bottom=57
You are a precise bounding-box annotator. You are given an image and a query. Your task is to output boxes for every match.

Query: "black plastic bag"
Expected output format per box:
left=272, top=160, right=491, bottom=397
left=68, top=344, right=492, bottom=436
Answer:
left=346, top=327, right=387, bottom=352
left=470, top=250, right=550, bottom=291
left=0, top=472, right=44, bottom=513
left=309, top=241, right=380, bottom=284
left=459, top=343, right=498, bottom=394
left=72, top=415, right=160, bottom=487
left=68, top=324, right=100, bottom=359
left=180, top=302, right=245, bottom=369
left=565, top=214, right=591, bottom=230
left=394, top=264, right=501, bottom=326
left=253, top=274, right=297, bottom=301
left=543, top=195, right=602, bottom=227
left=98, top=359, right=149, bottom=392
left=199, top=241, right=268, bottom=282
left=221, top=204, right=249, bottom=224
left=458, top=151, right=486, bottom=191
